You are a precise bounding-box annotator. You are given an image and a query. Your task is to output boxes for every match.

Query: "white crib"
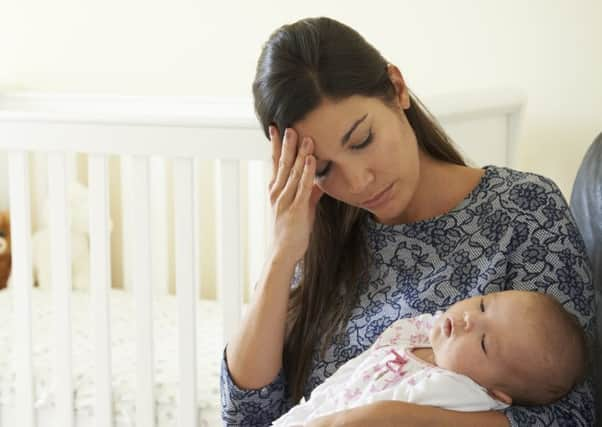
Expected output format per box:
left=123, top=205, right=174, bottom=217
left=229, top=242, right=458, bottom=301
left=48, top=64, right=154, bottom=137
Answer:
left=0, top=89, right=525, bottom=427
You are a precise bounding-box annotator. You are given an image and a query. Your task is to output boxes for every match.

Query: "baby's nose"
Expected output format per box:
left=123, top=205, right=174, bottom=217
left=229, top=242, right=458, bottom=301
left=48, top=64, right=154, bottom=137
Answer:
left=462, top=312, right=474, bottom=332
left=449, top=314, right=467, bottom=334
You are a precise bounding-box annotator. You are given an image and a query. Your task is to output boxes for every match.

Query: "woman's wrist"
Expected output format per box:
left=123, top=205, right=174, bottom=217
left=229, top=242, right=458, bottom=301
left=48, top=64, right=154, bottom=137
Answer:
left=266, top=246, right=300, bottom=277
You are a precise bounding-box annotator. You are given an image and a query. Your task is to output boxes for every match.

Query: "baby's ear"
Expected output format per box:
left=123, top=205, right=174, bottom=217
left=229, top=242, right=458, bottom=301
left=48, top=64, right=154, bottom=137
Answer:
left=488, top=389, right=512, bottom=405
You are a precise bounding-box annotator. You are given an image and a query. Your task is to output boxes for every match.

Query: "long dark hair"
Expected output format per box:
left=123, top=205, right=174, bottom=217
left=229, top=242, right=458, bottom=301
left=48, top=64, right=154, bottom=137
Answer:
left=253, top=17, right=465, bottom=402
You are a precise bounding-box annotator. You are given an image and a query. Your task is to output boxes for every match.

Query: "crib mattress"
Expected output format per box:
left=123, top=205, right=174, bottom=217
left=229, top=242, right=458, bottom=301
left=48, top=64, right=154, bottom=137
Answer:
left=0, top=287, right=223, bottom=426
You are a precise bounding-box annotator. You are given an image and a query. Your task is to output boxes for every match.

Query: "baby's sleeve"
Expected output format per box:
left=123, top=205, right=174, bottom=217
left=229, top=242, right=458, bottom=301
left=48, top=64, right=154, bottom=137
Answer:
left=400, top=369, right=509, bottom=412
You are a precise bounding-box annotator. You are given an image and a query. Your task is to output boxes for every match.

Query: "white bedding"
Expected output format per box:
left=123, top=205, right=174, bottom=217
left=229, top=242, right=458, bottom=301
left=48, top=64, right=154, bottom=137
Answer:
left=0, top=287, right=223, bottom=426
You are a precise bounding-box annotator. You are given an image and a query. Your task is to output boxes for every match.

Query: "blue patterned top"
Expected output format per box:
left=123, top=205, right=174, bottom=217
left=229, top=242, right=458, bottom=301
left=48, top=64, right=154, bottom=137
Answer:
left=220, top=166, right=596, bottom=426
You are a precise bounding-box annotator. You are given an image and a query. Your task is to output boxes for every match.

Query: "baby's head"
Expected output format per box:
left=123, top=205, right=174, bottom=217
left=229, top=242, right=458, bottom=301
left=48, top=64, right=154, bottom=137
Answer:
left=430, top=290, right=587, bottom=406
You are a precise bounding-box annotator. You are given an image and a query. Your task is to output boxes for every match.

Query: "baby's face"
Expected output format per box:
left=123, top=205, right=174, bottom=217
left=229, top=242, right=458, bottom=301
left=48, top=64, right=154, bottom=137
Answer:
left=430, top=291, right=542, bottom=395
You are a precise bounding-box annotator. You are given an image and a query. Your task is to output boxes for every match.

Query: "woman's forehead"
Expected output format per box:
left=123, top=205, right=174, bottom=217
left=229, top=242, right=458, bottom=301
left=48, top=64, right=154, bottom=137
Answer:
left=294, top=96, right=376, bottom=152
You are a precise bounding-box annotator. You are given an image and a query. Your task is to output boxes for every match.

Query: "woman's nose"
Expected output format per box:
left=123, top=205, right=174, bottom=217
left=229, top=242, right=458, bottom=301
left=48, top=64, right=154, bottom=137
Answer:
left=344, top=167, right=374, bottom=195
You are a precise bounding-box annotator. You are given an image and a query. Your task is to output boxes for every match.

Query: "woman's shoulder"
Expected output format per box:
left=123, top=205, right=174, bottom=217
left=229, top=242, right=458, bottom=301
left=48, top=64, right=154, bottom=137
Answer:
left=481, top=165, right=563, bottom=194
left=476, top=165, right=567, bottom=209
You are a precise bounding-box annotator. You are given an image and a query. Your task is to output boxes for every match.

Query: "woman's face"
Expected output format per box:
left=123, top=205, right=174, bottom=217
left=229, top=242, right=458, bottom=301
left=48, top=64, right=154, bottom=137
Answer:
left=293, top=89, right=421, bottom=224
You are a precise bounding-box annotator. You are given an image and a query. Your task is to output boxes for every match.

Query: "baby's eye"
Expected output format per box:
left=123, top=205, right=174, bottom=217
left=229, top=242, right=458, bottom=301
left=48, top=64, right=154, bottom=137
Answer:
left=481, top=335, right=487, bottom=354
left=480, top=298, right=485, bottom=312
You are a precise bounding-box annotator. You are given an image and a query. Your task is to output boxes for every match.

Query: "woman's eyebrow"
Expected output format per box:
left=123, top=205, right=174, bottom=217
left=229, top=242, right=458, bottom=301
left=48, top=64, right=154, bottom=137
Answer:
left=341, top=114, right=368, bottom=146
left=313, top=113, right=369, bottom=162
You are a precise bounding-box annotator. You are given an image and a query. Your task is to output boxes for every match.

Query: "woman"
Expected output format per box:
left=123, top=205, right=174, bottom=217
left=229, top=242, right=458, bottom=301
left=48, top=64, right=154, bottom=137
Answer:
left=221, top=17, right=595, bottom=426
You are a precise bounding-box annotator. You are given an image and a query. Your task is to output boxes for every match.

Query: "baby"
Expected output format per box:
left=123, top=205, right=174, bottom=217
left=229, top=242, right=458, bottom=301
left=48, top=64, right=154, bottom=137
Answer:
left=273, top=290, right=588, bottom=426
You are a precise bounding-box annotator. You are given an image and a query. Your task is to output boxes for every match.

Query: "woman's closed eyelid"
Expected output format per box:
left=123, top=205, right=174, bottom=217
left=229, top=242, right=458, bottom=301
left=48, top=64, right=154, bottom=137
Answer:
left=315, top=129, right=374, bottom=178
left=352, top=129, right=373, bottom=149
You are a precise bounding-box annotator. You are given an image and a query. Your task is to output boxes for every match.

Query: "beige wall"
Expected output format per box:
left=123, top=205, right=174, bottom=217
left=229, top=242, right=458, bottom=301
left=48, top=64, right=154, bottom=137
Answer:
left=2, top=1, right=600, bottom=298
left=2, top=0, right=601, bottom=195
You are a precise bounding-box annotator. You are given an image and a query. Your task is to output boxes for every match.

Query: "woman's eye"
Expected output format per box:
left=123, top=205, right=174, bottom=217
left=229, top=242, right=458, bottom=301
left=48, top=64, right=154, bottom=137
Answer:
left=351, top=130, right=373, bottom=150
left=315, top=163, right=331, bottom=179
left=315, top=130, right=373, bottom=179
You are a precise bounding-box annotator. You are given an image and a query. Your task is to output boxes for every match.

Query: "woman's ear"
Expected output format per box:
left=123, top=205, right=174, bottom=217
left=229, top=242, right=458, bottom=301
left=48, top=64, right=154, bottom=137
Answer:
left=488, top=389, right=513, bottom=405
left=386, top=64, right=410, bottom=110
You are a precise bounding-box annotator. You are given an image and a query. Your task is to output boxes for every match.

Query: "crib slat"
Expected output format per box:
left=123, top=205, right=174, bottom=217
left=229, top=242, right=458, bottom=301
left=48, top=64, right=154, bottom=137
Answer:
left=131, top=156, right=155, bottom=426
left=247, top=161, right=269, bottom=295
left=173, top=158, right=198, bottom=427
left=216, top=160, right=242, bottom=345
left=48, top=152, right=74, bottom=427
left=150, top=157, right=170, bottom=296
left=120, top=156, right=134, bottom=291
left=88, top=155, right=113, bottom=427
left=8, top=152, right=35, bottom=427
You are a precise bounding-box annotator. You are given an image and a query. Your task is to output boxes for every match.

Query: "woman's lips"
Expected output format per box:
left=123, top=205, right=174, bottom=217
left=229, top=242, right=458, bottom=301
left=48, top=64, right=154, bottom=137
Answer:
left=362, top=182, right=394, bottom=209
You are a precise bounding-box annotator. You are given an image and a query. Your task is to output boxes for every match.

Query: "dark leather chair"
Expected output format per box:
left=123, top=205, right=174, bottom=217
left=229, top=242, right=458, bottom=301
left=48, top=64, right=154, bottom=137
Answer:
left=570, top=132, right=602, bottom=426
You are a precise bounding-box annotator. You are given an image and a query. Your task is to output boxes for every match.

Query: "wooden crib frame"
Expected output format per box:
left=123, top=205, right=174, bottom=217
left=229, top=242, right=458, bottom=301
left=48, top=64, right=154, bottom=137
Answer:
left=0, top=89, right=524, bottom=427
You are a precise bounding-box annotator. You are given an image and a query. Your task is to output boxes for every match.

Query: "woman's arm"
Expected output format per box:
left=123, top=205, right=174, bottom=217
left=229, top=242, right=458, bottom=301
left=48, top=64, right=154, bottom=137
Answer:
left=226, top=248, right=297, bottom=388
left=227, top=127, right=321, bottom=389
left=220, top=250, right=300, bottom=425
left=500, top=173, right=596, bottom=426
left=503, top=381, right=595, bottom=427
left=306, top=401, right=509, bottom=427
left=221, top=127, right=324, bottom=425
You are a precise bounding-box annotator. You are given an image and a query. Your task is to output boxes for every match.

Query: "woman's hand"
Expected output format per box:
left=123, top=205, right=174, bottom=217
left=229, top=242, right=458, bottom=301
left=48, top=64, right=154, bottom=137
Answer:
left=268, top=126, right=324, bottom=263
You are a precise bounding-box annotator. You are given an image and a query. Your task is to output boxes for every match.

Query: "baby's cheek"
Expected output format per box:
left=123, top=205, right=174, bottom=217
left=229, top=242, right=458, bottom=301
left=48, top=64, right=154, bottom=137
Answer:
left=436, top=347, right=466, bottom=373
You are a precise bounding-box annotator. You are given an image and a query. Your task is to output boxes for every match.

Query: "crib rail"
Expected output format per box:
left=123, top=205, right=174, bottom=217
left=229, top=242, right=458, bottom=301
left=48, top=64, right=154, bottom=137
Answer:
left=1, top=97, right=274, bottom=427
left=0, top=91, right=525, bottom=427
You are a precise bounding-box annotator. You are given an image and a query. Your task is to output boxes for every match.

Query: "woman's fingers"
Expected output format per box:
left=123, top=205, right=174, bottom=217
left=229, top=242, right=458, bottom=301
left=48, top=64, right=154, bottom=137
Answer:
left=280, top=137, right=313, bottom=208
left=270, top=128, right=298, bottom=204
left=308, top=179, right=324, bottom=210
left=266, top=131, right=321, bottom=262
left=293, top=150, right=320, bottom=209
left=269, top=125, right=281, bottom=190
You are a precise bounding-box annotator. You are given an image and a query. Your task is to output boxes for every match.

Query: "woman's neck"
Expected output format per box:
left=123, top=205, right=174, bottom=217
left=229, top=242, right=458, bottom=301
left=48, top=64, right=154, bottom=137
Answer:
left=396, top=152, right=484, bottom=224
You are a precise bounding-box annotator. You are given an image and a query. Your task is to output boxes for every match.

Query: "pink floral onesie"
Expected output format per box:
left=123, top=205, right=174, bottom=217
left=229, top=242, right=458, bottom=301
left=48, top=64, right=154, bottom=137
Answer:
left=272, top=313, right=508, bottom=427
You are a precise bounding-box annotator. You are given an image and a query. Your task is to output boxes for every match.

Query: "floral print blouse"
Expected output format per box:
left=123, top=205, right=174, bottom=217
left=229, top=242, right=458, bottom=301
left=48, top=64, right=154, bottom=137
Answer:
left=220, top=166, right=596, bottom=426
